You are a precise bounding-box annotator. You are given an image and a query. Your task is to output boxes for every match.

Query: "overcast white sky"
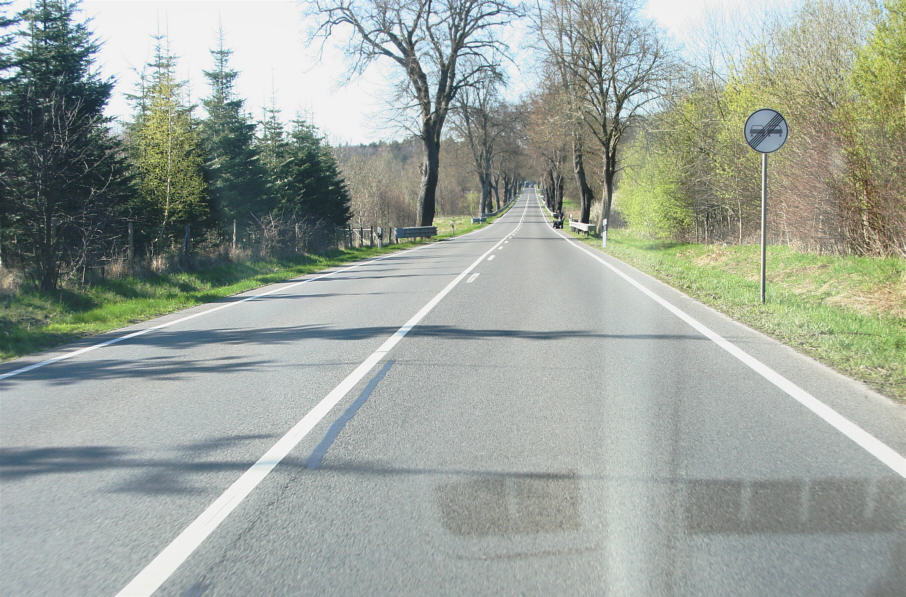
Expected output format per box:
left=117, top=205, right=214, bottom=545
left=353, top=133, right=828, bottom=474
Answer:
left=7, top=0, right=789, bottom=145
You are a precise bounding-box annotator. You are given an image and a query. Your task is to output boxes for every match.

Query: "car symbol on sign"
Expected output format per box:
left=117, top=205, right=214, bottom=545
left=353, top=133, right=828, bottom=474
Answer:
left=749, top=126, right=783, bottom=137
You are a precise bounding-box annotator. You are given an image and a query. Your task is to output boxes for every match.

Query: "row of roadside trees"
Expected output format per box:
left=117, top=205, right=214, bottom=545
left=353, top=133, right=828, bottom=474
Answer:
left=336, top=127, right=526, bottom=238
left=16, top=0, right=890, bottom=297
left=0, top=0, right=352, bottom=291
left=525, top=0, right=904, bottom=257
left=616, top=0, right=905, bottom=256
left=309, top=0, right=525, bottom=227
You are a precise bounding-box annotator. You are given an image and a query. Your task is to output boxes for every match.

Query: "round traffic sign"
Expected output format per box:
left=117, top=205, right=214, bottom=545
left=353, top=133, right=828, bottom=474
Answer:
left=744, top=109, right=788, bottom=153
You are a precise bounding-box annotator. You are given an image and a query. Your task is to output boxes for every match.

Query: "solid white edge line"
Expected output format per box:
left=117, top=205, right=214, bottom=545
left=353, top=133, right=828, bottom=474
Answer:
left=0, top=260, right=373, bottom=382
left=115, top=198, right=530, bottom=596
left=2, top=204, right=512, bottom=383
left=539, top=196, right=906, bottom=479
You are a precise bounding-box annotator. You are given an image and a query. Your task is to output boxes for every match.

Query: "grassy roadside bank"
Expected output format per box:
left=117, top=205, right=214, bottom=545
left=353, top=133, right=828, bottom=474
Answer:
left=569, top=228, right=906, bottom=401
left=0, top=211, right=505, bottom=363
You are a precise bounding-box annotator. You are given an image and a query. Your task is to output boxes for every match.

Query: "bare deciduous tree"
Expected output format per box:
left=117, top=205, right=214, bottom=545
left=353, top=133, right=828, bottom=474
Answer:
left=534, top=0, right=595, bottom=223
left=490, top=101, right=528, bottom=210
left=536, top=0, right=671, bottom=244
left=310, top=0, right=519, bottom=226
left=526, top=85, right=569, bottom=215
left=452, top=73, right=507, bottom=216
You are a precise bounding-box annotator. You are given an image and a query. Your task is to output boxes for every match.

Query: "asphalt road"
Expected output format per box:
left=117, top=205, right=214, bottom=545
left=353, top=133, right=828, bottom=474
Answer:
left=2, top=190, right=905, bottom=596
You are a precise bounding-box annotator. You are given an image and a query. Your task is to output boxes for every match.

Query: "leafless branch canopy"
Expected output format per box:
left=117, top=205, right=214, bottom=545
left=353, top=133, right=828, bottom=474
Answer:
left=310, top=0, right=522, bottom=225
left=533, top=0, right=672, bottom=230
left=536, top=0, right=669, bottom=146
left=311, top=0, right=520, bottom=133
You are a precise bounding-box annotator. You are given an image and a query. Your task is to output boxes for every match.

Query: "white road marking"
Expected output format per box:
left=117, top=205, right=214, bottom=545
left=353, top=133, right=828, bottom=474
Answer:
left=487, top=255, right=496, bottom=261
left=543, top=198, right=906, bottom=479
left=115, top=199, right=530, bottom=597
left=1, top=202, right=512, bottom=383
left=467, top=273, right=481, bottom=284
left=0, top=254, right=404, bottom=382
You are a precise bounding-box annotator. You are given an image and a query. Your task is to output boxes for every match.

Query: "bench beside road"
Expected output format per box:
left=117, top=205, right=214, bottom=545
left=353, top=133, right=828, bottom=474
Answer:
left=568, top=219, right=596, bottom=236
left=394, top=197, right=517, bottom=242
left=394, top=226, right=438, bottom=241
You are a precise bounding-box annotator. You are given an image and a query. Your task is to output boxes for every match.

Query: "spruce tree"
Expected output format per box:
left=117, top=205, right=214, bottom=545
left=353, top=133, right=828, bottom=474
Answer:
left=255, top=100, right=288, bottom=206
left=0, top=1, right=19, bottom=268
left=200, top=29, right=268, bottom=239
left=0, top=2, right=16, bottom=80
left=256, top=103, right=287, bottom=173
left=313, top=139, right=353, bottom=228
left=277, top=119, right=351, bottom=229
left=1, top=0, right=130, bottom=290
left=129, top=35, right=207, bottom=256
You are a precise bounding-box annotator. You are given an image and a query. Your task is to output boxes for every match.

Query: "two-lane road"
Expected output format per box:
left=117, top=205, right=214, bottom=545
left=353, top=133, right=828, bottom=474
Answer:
left=2, top=191, right=904, bottom=595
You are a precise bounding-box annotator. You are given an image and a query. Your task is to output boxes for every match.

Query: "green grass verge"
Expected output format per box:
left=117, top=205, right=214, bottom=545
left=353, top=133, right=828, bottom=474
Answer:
left=1, top=213, right=501, bottom=362
left=567, top=228, right=906, bottom=401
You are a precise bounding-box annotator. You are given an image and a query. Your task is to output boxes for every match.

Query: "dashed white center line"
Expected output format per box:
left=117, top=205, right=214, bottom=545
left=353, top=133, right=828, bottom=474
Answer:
left=467, top=273, right=480, bottom=284
left=487, top=255, right=496, bottom=261
left=113, top=195, right=532, bottom=597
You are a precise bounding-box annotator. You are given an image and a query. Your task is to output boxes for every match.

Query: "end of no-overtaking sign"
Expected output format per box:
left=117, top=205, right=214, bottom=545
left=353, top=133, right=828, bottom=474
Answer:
left=745, top=108, right=789, bottom=153
left=745, top=108, right=789, bottom=303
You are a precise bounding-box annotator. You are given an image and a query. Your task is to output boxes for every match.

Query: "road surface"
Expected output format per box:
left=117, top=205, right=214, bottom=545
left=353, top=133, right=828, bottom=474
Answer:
left=2, top=190, right=905, bottom=596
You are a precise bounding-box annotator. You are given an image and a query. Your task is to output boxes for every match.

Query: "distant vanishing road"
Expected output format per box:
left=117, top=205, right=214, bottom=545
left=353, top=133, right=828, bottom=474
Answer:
left=2, top=190, right=905, bottom=596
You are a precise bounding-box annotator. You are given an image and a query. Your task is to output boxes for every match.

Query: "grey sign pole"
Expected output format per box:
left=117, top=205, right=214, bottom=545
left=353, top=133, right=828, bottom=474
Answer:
left=760, top=153, right=768, bottom=303
left=745, top=108, right=788, bottom=304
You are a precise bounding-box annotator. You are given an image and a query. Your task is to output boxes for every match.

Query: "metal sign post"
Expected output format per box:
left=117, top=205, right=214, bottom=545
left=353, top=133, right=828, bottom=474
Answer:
left=760, top=153, right=768, bottom=303
left=744, top=109, right=788, bottom=304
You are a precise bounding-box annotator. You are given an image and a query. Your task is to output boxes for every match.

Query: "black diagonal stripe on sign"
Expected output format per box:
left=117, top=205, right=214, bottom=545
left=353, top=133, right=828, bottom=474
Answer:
left=751, top=113, right=783, bottom=148
left=751, top=113, right=784, bottom=150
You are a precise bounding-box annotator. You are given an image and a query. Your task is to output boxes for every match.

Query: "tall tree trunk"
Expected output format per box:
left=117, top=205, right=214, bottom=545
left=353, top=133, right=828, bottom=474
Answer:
left=598, top=152, right=617, bottom=246
left=40, top=204, right=57, bottom=292
left=37, top=189, right=59, bottom=291
left=492, top=175, right=501, bottom=212
left=573, top=133, right=594, bottom=223
left=417, top=132, right=440, bottom=226
left=479, top=173, right=491, bottom=216
left=544, top=169, right=555, bottom=211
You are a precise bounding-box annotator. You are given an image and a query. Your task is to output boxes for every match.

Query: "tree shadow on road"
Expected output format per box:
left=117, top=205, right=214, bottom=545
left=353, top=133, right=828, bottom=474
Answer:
left=0, top=434, right=280, bottom=495
left=0, top=324, right=708, bottom=388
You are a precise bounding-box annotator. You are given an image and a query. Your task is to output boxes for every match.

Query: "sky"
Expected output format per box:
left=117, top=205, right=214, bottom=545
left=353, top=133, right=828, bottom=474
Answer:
left=6, top=0, right=787, bottom=145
